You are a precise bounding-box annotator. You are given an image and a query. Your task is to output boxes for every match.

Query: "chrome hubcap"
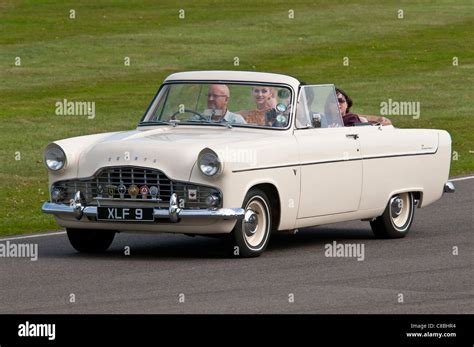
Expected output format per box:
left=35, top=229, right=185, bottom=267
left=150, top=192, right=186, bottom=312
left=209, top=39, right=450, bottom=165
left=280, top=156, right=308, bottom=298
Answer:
left=390, top=196, right=403, bottom=218
left=244, top=210, right=258, bottom=237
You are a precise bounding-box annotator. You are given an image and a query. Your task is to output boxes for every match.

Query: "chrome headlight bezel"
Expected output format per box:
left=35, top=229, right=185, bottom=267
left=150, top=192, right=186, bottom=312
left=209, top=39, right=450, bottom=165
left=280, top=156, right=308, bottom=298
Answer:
left=44, top=144, right=67, bottom=171
left=198, top=149, right=222, bottom=177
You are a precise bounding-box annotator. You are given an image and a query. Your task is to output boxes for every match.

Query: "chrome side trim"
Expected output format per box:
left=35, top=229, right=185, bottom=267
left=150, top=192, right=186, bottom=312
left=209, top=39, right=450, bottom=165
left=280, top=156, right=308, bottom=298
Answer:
left=42, top=202, right=244, bottom=220
left=232, top=151, right=439, bottom=173
left=444, top=181, right=455, bottom=193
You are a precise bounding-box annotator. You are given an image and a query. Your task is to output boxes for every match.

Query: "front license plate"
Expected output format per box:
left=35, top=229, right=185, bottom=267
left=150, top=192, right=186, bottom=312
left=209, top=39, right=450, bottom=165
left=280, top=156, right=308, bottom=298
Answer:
left=97, top=207, right=154, bottom=222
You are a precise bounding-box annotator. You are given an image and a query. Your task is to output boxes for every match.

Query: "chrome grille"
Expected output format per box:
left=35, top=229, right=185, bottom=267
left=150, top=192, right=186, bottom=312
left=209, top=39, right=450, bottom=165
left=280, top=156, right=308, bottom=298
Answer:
left=51, top=166, right=220, bottom=209
left=95, top=167, right=172, bottom=200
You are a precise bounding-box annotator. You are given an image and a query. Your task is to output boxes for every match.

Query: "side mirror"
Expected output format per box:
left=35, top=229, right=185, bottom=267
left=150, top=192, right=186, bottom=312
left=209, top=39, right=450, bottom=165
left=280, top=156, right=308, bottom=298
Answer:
left=311, top=113, right=322, bottom=128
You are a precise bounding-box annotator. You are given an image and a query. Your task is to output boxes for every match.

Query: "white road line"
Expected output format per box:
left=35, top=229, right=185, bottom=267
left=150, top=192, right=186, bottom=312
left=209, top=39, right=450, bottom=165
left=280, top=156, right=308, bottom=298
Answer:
left=450, top=176, right=474, bottom=182
left=0, top=231, right=66, bottom=242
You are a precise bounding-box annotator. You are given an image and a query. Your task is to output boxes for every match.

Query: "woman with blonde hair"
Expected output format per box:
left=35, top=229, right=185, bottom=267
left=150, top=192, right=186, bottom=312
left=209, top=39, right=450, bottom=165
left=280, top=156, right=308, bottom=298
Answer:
left=238, top=86, right=278, bottom=125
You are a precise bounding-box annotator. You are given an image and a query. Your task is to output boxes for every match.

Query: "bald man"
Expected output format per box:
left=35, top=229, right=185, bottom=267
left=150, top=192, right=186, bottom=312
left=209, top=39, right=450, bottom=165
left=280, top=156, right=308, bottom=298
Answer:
left=204, top=84, right=246, bottom=124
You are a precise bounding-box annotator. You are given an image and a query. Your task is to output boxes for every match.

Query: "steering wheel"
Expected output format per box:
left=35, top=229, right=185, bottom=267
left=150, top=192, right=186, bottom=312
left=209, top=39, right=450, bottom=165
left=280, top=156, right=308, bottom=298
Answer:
left=171, top=109, right=208, bottom=121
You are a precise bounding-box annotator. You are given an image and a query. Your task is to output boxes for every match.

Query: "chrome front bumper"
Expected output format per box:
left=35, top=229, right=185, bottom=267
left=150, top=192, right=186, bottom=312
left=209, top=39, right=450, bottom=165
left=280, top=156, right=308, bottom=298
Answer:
left=42, top=192, right=244, bottom=222
left=42, top=202, right=244, bottom=221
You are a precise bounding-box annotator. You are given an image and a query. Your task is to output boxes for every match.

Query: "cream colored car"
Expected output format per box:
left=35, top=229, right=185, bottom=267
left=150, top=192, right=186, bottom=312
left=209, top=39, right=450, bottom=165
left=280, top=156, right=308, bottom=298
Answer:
left=42, top=71, right=454, bottom=257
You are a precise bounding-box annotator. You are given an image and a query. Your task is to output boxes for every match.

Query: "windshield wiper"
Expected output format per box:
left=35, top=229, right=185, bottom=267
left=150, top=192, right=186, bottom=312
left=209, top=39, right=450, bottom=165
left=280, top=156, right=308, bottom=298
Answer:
left=210, top=121, right=233, bottom=129
left=183, top=120, right=233, bottom=129
left=141, top=120, right=178, bottom=127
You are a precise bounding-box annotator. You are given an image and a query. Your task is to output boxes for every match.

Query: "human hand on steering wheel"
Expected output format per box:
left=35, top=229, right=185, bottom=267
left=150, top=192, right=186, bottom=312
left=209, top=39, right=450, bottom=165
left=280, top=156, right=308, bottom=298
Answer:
left=171, top=109, right=208, bottom=121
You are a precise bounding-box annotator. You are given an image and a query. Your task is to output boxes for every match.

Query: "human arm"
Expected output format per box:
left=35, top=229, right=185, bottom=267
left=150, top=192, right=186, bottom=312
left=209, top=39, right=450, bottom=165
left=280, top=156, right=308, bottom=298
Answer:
left=359, top=115, right=392, bottom=125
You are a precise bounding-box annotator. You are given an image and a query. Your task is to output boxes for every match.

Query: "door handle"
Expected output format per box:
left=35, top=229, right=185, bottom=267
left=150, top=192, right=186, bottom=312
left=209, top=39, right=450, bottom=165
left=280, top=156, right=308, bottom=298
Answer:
left=346, top=134, right=359, bottom=139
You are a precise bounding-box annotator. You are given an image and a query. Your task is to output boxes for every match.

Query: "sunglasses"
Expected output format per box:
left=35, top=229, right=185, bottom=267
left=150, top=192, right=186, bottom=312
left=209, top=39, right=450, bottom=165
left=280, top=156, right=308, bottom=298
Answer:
left=337, top=98, right=347, bottom=104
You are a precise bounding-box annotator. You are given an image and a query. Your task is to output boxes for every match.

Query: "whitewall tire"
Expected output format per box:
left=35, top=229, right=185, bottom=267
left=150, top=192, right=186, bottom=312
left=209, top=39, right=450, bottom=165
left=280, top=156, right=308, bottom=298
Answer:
left=370, top=192, right=415, bottom=238
left=230, top=189, right=272, bottom=257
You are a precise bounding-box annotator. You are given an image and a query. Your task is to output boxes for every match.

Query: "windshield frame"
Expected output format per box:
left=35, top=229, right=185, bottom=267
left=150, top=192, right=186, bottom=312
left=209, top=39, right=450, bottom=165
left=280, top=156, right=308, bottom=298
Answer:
left=295, top=84, right=344, bottom=129
left=138, top=80, right=296, bottom=131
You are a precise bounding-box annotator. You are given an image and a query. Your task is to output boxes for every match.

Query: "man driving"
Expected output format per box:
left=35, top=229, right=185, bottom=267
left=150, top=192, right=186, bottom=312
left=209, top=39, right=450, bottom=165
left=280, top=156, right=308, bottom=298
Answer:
left=203, top=84, right=246, bottom=124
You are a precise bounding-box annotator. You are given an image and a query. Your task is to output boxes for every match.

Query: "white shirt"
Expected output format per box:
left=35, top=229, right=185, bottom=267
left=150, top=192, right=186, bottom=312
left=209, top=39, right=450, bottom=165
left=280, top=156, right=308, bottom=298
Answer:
left=197, top=109, right=247, bottom=124
left=221, top=110, right=246, bottom=124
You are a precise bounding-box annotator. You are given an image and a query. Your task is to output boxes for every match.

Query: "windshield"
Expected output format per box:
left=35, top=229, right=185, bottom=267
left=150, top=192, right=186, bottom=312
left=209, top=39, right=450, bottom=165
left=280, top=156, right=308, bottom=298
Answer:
left=141, top=83, right=293, bottom=129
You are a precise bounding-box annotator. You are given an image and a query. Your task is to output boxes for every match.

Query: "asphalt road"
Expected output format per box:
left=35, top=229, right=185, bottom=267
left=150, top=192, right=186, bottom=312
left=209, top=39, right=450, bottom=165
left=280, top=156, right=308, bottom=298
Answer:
left=0, top=178, right=472, bottom=314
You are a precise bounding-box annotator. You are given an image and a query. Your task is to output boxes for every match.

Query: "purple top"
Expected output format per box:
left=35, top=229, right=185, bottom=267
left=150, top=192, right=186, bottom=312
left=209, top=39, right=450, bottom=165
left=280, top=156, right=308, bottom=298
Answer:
left=342, top=112, right=361, bottom=126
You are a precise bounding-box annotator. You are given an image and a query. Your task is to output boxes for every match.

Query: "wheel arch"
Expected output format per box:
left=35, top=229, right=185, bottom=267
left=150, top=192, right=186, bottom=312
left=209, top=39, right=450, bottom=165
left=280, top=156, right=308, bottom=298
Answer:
left=387, top=188, right=424, bottom=208
left=412, top=191, right=423, bottom=207
left=248, top=183, right=281, bottom=231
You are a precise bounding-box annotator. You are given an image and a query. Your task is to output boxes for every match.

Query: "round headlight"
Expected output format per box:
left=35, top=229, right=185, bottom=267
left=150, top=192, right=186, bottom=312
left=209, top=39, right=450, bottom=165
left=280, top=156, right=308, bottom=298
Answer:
left=45, top=146, right=66, bottom=171
left=198, top=150, right=221, bottom=177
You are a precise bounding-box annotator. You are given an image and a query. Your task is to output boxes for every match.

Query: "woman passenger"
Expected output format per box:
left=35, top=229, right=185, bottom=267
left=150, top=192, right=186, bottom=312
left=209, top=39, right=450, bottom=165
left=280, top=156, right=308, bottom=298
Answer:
left=238, top=86, right=277, bottom=126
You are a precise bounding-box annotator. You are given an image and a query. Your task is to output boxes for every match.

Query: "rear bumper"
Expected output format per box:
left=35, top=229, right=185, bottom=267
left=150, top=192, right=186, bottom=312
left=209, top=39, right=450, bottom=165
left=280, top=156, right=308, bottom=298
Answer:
left=444, top=181, right=455, bottom=193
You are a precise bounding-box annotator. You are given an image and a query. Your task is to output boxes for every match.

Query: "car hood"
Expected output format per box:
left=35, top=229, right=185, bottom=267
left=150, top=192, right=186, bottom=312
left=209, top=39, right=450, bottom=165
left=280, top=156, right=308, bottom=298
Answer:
left=72, top=126, right=281, bottom=180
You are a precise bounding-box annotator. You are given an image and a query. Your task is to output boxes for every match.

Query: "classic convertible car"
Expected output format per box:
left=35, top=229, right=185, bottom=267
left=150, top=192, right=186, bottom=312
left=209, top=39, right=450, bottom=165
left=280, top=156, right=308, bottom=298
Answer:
left=42, top=71, right=454, bottom=257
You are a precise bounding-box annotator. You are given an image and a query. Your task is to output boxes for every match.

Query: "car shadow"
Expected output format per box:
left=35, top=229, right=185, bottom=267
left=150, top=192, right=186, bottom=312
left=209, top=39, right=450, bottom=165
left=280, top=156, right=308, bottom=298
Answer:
left=51, top=224, right=376, bottom=260
left=268, top=226, right=375, bottom=252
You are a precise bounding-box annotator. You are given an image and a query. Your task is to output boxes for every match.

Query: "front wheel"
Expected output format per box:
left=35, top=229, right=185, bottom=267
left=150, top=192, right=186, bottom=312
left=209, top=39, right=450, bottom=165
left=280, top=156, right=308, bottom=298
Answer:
left=67, top=228, right=116, bottom=253
left=230, top=189, right=272, bottom=257
left=370, top=192, right=415, bottom=238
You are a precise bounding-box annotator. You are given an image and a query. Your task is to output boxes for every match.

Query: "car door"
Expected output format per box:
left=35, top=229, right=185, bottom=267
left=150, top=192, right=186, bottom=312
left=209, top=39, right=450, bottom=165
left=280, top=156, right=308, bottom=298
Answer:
left=294, top=85, right=363, bottom=218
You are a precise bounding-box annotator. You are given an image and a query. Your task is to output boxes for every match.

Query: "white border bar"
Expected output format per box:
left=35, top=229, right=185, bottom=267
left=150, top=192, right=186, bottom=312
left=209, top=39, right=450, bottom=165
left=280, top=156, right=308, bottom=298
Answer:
left=0, top=231, right=66, bottom=242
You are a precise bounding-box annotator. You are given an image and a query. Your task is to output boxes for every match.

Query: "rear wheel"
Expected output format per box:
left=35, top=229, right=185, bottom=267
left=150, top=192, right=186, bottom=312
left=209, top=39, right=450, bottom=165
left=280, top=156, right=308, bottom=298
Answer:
left=370, top=192, right=415, bottom=238
left=230, top=189, right=272, bottom=257
left=67, top=228, right=116, bottom=253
